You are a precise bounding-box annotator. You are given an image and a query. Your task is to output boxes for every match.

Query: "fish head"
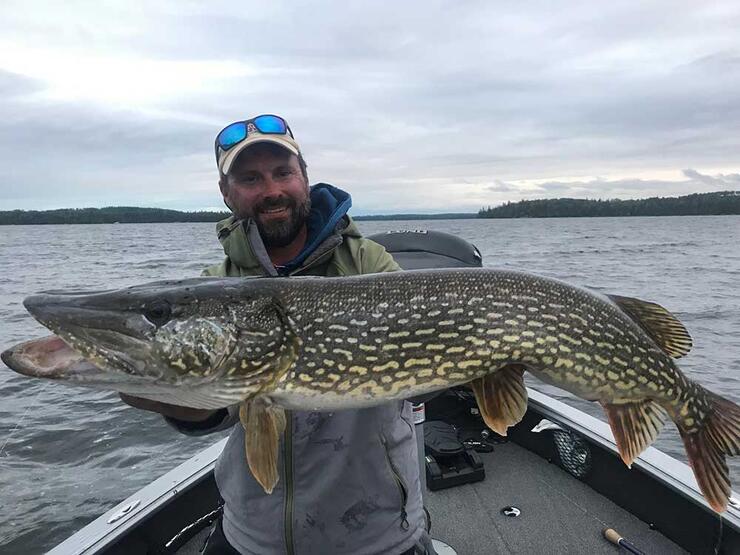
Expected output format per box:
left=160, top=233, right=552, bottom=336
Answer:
left=15, top=278, right=293, bottom=394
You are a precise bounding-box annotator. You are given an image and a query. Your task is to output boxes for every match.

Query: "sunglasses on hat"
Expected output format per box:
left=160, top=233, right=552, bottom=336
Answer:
left=214, top=114, right=294, bottom=159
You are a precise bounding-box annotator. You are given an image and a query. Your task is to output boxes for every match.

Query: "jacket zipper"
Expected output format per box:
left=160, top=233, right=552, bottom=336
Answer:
left=284, top=410, right=295, bottom=555
left=379, top=433, right=410, bottom=530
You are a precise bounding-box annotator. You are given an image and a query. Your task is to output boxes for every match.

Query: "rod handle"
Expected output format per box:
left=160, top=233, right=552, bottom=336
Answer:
left=603, top=528, right=647, bottom=555
left=603, top=528, right=622, bottom=545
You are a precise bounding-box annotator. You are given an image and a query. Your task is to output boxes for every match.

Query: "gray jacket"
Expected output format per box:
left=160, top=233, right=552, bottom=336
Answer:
left=169, top=185, right=429, bottom=554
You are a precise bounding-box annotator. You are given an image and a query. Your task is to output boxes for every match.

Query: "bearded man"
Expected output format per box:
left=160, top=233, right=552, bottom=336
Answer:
left=121, top=114, right=432, bottom=555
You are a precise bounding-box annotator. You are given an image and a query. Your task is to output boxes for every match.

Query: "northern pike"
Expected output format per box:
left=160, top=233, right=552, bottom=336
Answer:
left=2, top=269, right=739, bottom=511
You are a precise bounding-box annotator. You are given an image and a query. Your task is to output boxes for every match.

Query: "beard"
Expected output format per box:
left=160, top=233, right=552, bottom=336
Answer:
left=253, top=193, right=312, bottom=248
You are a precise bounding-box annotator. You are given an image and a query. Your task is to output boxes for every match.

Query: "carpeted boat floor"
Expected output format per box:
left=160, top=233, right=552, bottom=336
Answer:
left=423, top=442, right=685, bottom=554
left=178, top=440, right=686, bottom=554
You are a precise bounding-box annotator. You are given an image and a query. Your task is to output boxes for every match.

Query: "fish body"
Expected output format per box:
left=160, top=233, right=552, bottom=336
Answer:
left=2, top=268, right=738, bottom=510
left=266, top=271, right=690, bottom=410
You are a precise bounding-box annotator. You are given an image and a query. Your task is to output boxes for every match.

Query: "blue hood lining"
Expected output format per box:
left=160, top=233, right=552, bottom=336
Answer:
left=280, top=183, right=352, bottom=272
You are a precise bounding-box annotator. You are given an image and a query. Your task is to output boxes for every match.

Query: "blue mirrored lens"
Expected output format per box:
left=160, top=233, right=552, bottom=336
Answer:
left=218, top=122, right=247, bottom=149
left=253, top=115, right=287, bottom=134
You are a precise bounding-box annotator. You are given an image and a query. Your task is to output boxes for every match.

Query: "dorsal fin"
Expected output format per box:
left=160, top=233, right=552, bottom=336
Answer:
left=607, top=294, right=692, bottom=358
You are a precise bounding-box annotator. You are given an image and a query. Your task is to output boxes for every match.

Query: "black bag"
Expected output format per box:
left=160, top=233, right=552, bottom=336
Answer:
left=423, top=420, right=485, bottom=491
left=425, top=387, right=507, bottom=446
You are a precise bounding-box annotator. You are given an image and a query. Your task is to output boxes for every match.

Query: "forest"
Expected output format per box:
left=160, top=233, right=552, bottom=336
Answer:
left=0, top=207, right=232, bottom=225
left=2, top=191, right=738, bottom=224
left=477, top=191, right=740, bottom=218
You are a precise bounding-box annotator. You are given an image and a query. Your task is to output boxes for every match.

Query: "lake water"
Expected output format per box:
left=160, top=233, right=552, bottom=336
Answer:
left=1, top=216, right=739, bottom=553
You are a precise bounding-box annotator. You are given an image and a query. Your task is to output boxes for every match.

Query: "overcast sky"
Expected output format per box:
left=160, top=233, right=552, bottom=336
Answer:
left=1, top=1, right=739, bottom=214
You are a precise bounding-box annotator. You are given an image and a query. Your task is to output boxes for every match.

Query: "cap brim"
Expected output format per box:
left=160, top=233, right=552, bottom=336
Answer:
left=219, top=136, right=300, bottom=175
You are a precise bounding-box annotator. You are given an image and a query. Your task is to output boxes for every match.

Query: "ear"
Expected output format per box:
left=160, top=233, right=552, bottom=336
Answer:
left=218, top=175, right=233, bottom=211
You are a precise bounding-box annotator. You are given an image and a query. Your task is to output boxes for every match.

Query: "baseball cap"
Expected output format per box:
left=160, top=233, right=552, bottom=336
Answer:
left=215, top=115, right=301, bottom=175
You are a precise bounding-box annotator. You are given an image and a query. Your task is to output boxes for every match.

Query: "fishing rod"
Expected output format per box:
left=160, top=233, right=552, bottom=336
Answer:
left=603, top=528, right=646, bottom=555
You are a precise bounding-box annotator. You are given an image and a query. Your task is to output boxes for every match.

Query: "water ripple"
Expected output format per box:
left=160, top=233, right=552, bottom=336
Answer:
left=1, top=217, right=739, bottom=552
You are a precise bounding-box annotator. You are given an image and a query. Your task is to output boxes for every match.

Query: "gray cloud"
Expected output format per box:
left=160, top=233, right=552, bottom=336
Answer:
left=487, top=180, right=522, bottom=193
left=0, top=70, right=44, bottom=98
left=480, top=169, right=736, bottom=210
left=0, top=1, right=739, bottom=211
left=682, top=168, right=740, bottom=185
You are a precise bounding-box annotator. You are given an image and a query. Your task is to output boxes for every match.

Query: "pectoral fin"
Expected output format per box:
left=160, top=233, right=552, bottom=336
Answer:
left=470, top=365, right=528, bottom=436
left=239, top=400, right=286, bottom=494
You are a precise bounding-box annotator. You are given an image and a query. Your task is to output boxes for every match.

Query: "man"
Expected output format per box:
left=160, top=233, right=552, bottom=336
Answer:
left=122, top=114, right=431, bottom=554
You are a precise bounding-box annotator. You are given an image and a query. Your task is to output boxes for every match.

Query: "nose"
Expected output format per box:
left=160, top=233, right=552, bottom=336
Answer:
left=261, top=176, right=286, bottom=200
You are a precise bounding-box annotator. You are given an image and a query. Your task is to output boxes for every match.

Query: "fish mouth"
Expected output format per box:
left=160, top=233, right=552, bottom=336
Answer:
left=23, top=293, right=152, bottom=340
left=1, top=335, right=178, bottom=398
left=1, top=335, right=101, bottom=380
left=21, top=292, right=156, bottom=377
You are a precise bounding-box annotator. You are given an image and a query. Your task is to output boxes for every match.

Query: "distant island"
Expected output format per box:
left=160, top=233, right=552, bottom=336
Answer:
left=0, top=207, right=476, bottom=225
left=0, top=207, right=232, bottom=225
left=1, top=191, right=738, bottom=225
left=478, top=190, right=740, bottom=218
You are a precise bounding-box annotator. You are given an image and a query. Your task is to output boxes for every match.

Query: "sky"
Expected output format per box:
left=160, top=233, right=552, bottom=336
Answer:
left=1, top=1, right=739, bottom=214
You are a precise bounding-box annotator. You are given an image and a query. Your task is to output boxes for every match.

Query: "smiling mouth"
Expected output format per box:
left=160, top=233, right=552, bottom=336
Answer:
left=259, top=206, right=291, bottom=217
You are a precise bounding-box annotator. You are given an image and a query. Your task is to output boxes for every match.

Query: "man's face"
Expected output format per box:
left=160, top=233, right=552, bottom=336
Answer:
left=220, top=145, right=311, bottom=248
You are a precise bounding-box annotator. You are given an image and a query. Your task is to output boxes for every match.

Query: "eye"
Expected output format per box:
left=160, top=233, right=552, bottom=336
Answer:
left=234, top=173, right=259, bottom=185
left=144, top=300, right=172, bottom=326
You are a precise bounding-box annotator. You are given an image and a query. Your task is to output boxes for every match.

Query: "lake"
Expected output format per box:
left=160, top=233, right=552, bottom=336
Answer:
left=1, top=216, right=738, bottom=553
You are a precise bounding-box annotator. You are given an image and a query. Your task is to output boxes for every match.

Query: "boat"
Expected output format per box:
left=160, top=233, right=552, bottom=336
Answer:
left=46, top=230, right=740, bottom=555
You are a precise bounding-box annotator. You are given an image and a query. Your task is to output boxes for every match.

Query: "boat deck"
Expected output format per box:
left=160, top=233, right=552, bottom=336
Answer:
left=177, top=440, right=688, bottom=554
left=424, top=441, right=687, bottom=554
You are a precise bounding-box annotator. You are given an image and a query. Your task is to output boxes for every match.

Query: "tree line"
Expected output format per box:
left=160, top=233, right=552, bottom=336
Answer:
left=477, top=191, right=740, bottom=218
left=0, top=207, right=233, bottom=225
left=2, top=191, right=739, bottom=224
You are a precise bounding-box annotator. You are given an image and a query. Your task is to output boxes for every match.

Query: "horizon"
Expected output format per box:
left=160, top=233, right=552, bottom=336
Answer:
left=2, top=2, right=740, bottom=212
left=2, top=189, right=737, bottom=217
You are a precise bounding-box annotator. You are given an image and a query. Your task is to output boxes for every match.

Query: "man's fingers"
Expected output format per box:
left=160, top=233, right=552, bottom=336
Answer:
left=118, top=393, right=219, bottom=422
left=119, top=393, right=164, bottom=411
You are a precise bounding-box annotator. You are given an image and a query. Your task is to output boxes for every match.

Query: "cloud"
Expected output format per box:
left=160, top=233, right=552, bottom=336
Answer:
left=0, top=70, right=44, bottom=98
left=487, top=180, right=522, bottom=193
left=475, top=169, right=738, bottom=210
left=682, top=168, right=740, bottom=185
left=0, top=1, right=739, bottom=211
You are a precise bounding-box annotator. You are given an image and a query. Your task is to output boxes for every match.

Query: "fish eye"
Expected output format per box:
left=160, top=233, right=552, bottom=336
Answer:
left=144, top=300, right=172, bottom=326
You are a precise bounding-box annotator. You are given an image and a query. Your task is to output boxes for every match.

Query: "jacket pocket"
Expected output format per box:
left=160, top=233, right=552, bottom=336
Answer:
left=379, top=432, right=410, bottom=531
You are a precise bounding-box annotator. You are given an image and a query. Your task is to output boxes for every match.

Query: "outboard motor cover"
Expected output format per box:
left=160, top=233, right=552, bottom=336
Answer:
left=367, top=230, right=482, bottom=270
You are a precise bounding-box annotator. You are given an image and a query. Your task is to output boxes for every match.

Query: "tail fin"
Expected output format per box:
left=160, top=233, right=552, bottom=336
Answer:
left=679, top=392, right=740, bottom=512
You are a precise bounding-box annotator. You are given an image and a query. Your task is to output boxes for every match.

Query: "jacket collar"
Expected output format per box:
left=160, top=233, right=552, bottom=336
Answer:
left=215, top=183, right=360, bottom=275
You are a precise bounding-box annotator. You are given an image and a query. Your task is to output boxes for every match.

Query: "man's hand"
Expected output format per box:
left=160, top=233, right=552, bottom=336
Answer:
left=119, top=393, right=220, bottom=422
